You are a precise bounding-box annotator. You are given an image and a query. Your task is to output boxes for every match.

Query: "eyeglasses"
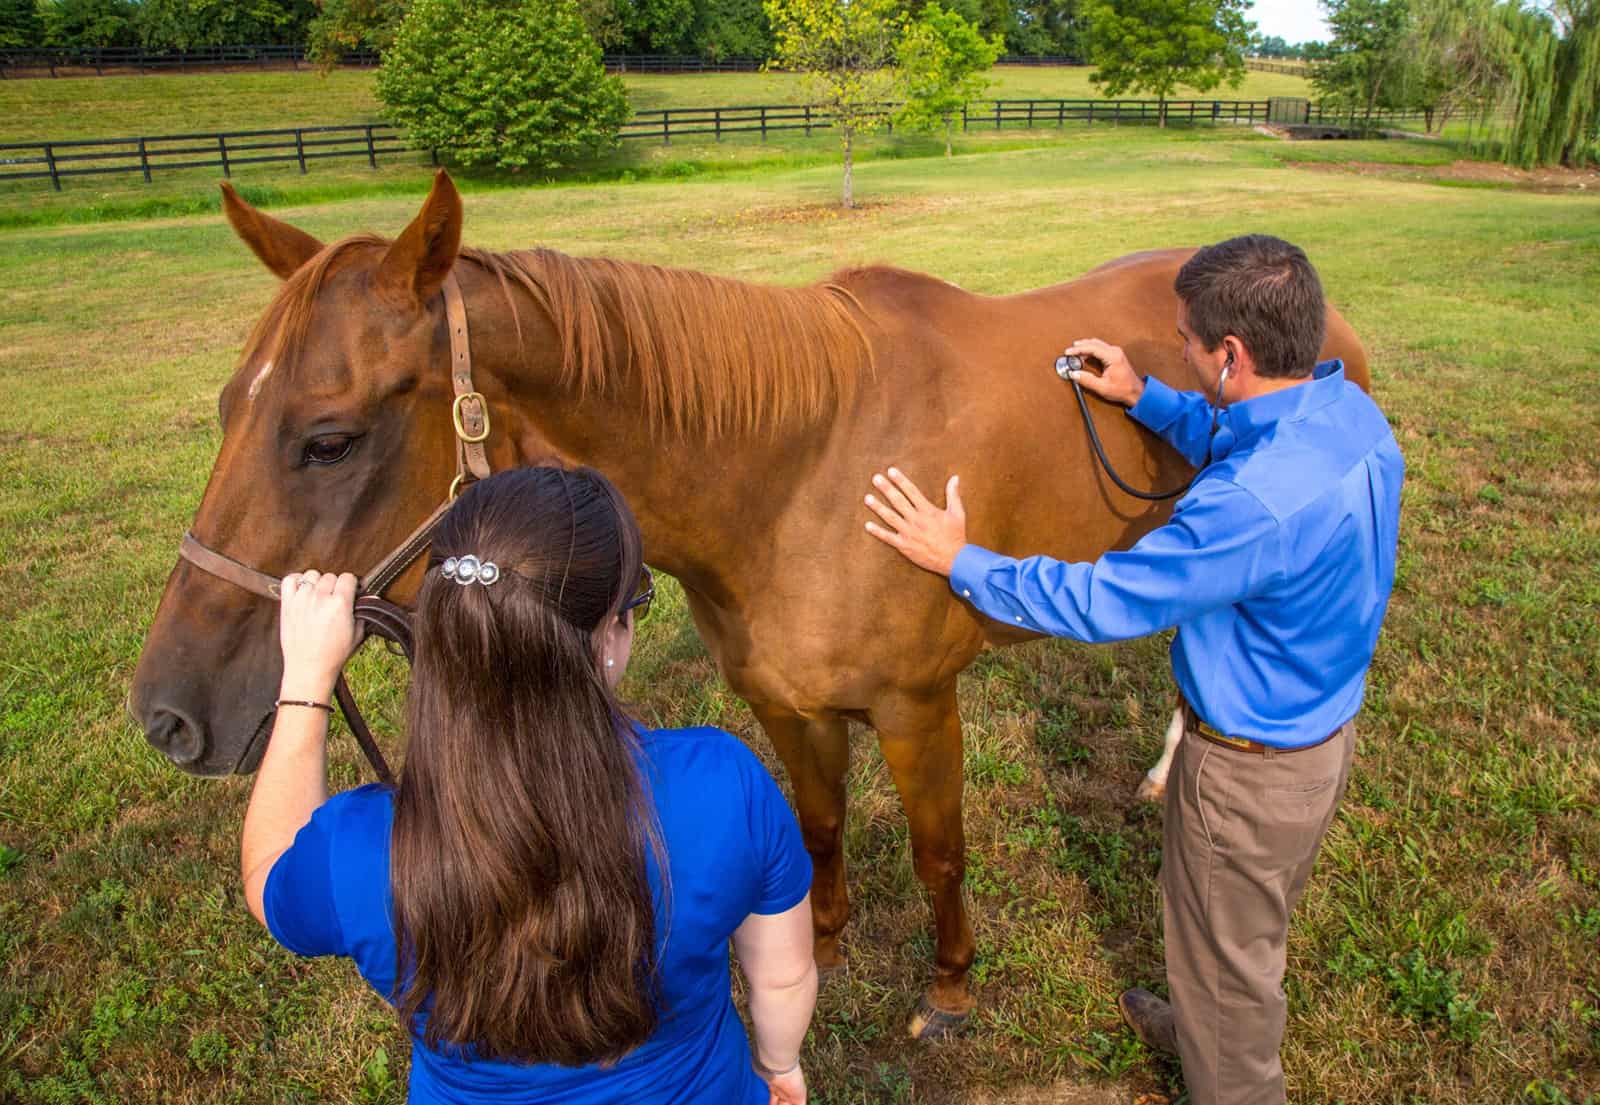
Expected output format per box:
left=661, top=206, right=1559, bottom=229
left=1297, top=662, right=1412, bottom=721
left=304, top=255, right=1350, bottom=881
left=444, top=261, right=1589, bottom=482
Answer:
left=620, top=565, right=654, bottom=622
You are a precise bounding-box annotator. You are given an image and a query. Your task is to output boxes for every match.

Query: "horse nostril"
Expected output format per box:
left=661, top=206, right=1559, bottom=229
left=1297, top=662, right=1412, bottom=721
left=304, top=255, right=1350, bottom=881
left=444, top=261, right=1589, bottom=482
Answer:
left=146, top=708, right=206, bottom=766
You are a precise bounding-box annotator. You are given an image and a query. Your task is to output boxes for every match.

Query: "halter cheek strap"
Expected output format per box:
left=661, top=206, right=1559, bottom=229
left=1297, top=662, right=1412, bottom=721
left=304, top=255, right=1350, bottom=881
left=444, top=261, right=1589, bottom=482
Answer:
left=172, top=271, right=489, bottom=784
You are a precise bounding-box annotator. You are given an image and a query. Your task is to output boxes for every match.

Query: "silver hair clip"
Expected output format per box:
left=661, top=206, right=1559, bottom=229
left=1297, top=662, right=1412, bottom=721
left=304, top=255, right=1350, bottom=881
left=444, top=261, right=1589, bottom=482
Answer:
left=440, top=555, right=501, bottom=586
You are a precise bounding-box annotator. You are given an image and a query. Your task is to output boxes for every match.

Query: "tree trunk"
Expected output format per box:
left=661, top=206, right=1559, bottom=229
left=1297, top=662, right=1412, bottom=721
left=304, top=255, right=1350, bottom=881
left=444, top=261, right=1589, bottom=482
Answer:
left=842, top=127, right=854, bottom=209
left=944, top=117, right=953, bottom=157
left=1159, top=95, right=1167, bottom=128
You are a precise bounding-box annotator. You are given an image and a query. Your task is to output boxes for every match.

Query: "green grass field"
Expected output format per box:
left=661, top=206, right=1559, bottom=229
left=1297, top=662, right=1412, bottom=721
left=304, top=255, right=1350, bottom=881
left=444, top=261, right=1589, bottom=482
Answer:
left=0, top=65, right=1317, bottom=142
left=1, top=125, right=1597, bottom=1105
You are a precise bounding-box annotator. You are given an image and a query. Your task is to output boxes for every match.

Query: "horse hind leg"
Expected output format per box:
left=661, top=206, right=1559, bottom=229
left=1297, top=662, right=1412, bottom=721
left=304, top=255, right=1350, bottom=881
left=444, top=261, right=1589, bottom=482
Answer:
left=870, top=684, right=976, bottom=1040
left=750, top=704, right=852, bottom=973
left=1135, top=706, right=1185, bottom=804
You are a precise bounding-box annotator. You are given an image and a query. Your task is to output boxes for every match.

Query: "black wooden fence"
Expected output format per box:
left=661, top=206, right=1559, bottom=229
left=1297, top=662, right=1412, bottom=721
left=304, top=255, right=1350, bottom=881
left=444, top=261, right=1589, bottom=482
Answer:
left=0, top=47, right=1098, bottom=79
left=3, top=97, right=1436, bottom=190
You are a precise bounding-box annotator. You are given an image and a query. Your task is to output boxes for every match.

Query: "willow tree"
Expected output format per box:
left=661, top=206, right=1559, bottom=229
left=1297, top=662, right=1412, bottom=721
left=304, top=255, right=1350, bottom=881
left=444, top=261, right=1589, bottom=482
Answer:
left=1500, top=0, right=1599, bottom=168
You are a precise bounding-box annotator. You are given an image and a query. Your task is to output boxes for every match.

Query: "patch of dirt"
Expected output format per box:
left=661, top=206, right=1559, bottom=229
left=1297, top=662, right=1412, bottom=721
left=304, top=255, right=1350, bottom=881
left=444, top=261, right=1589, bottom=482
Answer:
left=962, top=1086, right=1164, bottom=1104
left=733, top=196, right=958, bottom=225
left=1285, top=156, right=1600, bottom=194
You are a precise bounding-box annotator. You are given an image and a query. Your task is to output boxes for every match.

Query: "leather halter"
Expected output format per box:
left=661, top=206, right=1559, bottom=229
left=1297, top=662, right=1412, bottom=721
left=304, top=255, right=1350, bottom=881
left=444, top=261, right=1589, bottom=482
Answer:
left=175, top=272, right=491, bottom=784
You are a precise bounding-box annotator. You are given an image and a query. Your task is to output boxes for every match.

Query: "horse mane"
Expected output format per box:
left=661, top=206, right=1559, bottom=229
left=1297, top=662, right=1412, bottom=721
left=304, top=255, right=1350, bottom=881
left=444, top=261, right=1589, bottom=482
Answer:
left=462, top=246, right=874, bottom=439
left=236, top=235, right=875, bottom=440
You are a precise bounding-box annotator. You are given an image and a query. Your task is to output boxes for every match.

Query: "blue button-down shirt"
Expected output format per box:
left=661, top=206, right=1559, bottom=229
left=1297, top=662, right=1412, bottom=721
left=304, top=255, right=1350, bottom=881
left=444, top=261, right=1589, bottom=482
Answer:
left=950, top=361, right=1404, bottom=748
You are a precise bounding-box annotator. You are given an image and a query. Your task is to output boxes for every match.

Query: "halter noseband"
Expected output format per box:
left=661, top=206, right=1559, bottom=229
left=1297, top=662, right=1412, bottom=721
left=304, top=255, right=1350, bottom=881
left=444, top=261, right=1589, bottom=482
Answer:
left=175, top=272, right=491, bottom=783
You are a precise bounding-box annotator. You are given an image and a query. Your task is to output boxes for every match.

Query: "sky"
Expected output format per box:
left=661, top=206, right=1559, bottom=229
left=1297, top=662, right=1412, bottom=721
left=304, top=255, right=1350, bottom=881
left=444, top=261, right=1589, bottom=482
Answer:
left=1248, top=0, right=1332, bottom=44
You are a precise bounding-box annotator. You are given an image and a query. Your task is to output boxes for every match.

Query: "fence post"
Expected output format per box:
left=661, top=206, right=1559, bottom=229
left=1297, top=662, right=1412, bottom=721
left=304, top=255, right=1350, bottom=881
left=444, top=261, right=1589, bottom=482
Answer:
left=44, top=144, right=61, bottom=191
left=994, top=101, right=1001, bottom=130
left=1058, top=100, right=1065, bottom=127
left=295, top=128, right=307, bottom=173
left=760, top=105, right=767, bottom=141
left=1212, top=100, right=1220, bottom=121
left=365, top=125, right=377, bottom=168
left=961, top=104, right=968, bottom=132
left=663, top=111, right=670, bottom=144
left=137, top=137, right=152, bottom=183
left=217, top=134, right=230, bottom=178
left=804, top=105, right=812, bottom=138
left=714, top=107, right=721, bottom=142
left=1026, top=100, right=1034, bottom=128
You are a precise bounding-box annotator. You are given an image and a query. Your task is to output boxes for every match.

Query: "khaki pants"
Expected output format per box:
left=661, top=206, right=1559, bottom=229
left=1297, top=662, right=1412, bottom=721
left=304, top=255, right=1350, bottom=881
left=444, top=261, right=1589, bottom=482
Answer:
left=1161, top=716, right=1355, bottom=1105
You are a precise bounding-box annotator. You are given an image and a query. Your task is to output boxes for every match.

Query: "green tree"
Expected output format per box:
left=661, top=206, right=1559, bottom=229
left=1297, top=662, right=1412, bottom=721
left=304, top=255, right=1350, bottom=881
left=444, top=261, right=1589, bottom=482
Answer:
left=897, top=2, right=1001, bottom=156
left=0, top=0, right=44, bottom=47
left=307, top=0, right=406, bottom=64
left=1006, top=0, right=1089, bottom=57
left=376, top=0, right=630, bottom=171
left=620, top=0, right=697, bottom=52
left=763, top=0, right=904, bottom=207
left=1084, top=0, right=1253, bottom=126
left=134, top=0, right=316, bottom=48
left=1311, top=0, right=1413, bottom=122
left=38, top=0, right=138, bottom=47
left=692, top=0, right=771, bottom=58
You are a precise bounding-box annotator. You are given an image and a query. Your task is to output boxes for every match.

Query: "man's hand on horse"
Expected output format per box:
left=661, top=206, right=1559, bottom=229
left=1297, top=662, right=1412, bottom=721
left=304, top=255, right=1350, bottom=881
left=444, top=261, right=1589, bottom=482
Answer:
left=864, top=467, right=966, bottom=577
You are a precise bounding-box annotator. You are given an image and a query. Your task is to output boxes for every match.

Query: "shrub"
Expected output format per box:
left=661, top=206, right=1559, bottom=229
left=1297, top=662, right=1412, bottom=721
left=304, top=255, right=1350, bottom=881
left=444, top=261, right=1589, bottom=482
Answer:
left=376, top=0, right=631, bottom=172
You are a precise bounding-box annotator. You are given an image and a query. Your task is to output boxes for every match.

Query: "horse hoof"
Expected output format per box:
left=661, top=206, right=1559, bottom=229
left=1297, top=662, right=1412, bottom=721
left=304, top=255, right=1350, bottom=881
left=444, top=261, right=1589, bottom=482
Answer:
left=817, top=958, right=849, bottom=983
left=1134, top=776, right=1165, bottom=804
left=907, top=995, right=970, bottom=1040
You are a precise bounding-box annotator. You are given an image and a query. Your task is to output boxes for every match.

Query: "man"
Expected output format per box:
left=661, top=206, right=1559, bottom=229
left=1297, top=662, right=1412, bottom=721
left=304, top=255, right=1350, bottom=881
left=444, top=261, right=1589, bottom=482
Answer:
left=860, top=234, right=1403, bottom=1105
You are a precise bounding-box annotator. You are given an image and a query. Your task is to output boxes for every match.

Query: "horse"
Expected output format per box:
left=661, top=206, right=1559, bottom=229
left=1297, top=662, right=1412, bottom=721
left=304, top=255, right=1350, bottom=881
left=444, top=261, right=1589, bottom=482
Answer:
left=129, top=170, right=1370, bottom=1038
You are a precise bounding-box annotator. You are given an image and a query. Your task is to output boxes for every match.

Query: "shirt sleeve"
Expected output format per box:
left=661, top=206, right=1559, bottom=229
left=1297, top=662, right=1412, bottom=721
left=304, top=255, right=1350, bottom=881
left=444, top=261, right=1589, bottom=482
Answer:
left=949, top=479, right=1285, bottom=643
left=1128, top=375, right=1215, bottom=468
left=263, top=795, right=348, bottom=958
left=740, top=749, right=813, bottom=916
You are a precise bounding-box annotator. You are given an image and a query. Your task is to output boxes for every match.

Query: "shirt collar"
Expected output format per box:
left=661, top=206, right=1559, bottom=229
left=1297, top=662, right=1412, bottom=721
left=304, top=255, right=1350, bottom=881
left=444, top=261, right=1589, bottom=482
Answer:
left=1213, top=360, right=1345, bottom=459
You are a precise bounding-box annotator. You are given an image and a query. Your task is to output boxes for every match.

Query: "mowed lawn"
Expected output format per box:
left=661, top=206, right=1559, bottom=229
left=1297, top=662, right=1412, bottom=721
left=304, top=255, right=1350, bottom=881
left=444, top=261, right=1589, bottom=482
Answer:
left=1, top=129, right=1597, bottom=1105
left=0, top=65, right=1315, bottom=142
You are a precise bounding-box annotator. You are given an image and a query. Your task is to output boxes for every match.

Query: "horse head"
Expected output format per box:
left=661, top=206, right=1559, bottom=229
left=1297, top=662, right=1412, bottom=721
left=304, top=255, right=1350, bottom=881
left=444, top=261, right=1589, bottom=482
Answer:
left=129, top=171, right=471, bottom=775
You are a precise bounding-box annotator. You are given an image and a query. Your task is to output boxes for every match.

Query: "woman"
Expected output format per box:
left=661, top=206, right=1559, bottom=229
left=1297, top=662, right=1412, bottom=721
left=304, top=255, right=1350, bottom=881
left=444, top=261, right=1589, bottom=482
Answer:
left=240, top=466, right=816, bottom=1104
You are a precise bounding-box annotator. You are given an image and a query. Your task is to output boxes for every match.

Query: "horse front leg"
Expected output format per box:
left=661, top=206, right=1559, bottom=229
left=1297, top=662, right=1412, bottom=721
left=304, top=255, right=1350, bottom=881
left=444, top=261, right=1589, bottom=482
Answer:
left=750, top=704, right=852, bottom=972
left=870, top=684, right=976, bottom=1039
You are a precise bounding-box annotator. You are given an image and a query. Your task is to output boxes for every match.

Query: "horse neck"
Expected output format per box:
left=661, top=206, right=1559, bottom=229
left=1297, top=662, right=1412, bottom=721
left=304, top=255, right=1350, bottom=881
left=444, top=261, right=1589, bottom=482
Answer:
left=463, top=253, right=855, bottom=595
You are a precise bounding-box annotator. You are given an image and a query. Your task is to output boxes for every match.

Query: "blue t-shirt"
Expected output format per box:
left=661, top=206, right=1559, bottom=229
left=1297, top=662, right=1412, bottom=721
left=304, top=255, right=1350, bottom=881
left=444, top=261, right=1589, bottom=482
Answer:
left=263, top=725, right=812, bottom=1105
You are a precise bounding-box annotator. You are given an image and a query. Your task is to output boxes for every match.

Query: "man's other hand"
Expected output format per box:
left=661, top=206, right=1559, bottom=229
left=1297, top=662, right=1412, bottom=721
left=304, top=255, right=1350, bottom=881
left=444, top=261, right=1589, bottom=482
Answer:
left=864, top=467, right=966, bottom=578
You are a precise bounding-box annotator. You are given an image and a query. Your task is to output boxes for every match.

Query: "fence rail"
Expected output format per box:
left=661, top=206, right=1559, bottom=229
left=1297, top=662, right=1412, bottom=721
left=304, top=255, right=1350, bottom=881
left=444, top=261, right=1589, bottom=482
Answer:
left=3, top=98, right=1439, bottom=190
left=0, top=47, right=1103, bottom=79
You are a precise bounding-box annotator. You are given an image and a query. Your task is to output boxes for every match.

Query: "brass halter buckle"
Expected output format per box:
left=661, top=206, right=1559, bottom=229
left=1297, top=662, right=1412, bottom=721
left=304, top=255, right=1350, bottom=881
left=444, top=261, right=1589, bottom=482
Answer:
left=452, top=391, right=490, bottom=444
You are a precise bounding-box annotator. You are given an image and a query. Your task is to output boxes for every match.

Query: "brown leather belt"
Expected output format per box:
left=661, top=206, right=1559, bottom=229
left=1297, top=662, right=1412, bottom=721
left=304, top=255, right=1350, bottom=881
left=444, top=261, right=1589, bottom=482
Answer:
left=1181, top=700, right=1342, bottom=756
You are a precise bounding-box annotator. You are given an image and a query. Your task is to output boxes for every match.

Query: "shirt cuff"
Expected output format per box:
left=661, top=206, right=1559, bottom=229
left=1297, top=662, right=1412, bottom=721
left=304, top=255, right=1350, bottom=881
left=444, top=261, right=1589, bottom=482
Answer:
left=950, top=544, right=1007, bottom=603
left=1128, top=374, right=1184, bottom=431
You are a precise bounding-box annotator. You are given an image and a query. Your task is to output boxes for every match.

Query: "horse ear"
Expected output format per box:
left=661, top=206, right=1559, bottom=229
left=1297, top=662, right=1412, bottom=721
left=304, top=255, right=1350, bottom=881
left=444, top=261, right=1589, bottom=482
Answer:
left=219, top=182, right=324, bottom=280
left=375, top=169, right=463, bottom=311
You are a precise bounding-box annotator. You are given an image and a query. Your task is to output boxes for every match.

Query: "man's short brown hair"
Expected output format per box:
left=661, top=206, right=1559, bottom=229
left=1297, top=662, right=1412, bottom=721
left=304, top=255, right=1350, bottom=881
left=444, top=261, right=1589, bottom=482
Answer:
left=1174, top=235, right=1326, bottom=379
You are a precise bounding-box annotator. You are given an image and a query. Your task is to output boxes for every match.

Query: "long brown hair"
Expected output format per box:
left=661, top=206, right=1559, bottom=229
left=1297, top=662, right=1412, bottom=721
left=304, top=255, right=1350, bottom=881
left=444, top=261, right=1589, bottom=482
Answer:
left=390, top=465, right=658, bottom=1064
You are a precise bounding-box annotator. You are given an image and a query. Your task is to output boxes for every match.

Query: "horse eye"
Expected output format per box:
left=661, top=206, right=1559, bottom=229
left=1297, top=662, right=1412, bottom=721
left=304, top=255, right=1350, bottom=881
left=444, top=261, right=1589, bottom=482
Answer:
left=304, top=436, right=356, bottom=466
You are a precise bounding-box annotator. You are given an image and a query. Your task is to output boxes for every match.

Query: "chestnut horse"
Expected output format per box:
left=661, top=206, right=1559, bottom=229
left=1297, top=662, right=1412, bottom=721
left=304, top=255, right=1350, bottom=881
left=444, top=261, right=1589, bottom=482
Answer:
left=129, top=171, right=1369, bottom=1036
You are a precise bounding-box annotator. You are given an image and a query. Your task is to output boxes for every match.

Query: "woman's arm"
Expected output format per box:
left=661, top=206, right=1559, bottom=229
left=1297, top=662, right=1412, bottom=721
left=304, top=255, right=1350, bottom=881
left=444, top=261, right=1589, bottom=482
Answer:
left=240, top=569, right=358, bottom=926
left=733, top=895, right=816, bottom=1105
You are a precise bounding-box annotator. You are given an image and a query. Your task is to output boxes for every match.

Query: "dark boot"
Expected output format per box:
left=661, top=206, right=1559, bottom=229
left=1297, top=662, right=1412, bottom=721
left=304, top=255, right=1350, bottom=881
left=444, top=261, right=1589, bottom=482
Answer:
left=1118, top=988, right=1178, bottom=1055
